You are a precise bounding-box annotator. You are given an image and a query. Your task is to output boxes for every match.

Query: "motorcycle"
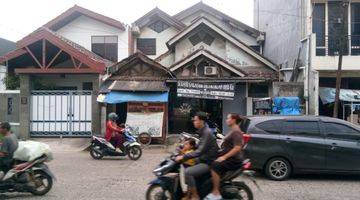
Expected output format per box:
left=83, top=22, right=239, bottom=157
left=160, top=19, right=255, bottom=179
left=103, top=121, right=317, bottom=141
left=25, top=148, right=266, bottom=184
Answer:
left=0, top=155, right=54, bottom=196
left=146, top=134, right=259, bottom=200
left=90, top=125, right=142, bottom=160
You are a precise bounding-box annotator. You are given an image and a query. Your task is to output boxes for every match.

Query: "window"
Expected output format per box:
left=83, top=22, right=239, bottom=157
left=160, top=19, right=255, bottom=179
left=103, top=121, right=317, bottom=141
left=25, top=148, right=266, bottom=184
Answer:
left=189, top=30, right=215, bottom=46
left=82, top=82, right=93, bottom=90
left=248, top=83, right=269, bottom=98
left=255, top=120, right=282, bottom=134
left=283, top=121, right=321, bottom=138
left=313, top=3, right=326, bottom=56
left=137, top=38, right=156, bottom=55
left=324, top=122, right=360, bottom=141
left=351, top=3, right=360, bottom=55
left=149, top=20, right=170, bottom=33
left=91, top=36, right=118, bottom=62
left=328, top=2, right=348, bottom=56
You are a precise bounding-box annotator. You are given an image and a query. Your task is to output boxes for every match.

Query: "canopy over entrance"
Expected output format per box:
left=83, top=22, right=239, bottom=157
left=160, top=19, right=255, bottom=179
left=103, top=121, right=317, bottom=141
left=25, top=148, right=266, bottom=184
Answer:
left=319, top=87, right=360, bottom=104
left=98, top=91, right=169, bottom=104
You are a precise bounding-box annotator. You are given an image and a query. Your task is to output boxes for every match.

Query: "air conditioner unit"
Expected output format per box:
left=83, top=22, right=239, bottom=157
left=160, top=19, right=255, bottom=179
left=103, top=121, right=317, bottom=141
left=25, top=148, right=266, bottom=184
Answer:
left=204, top=66, right=217, bottom=75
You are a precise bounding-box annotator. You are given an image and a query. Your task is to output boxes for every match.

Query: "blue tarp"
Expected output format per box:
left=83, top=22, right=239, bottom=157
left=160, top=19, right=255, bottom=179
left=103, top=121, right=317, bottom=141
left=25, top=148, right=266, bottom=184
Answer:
left=272, top=97, right=301, bottom=115
left=103, top=91, right=169, bottom=104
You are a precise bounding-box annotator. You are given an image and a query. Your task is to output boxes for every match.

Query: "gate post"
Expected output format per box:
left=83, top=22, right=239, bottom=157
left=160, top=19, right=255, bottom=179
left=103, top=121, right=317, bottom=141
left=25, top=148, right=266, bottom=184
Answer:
left=92, top=76, right=101, bottom=135
left=19, top=74, right=31, bottom=139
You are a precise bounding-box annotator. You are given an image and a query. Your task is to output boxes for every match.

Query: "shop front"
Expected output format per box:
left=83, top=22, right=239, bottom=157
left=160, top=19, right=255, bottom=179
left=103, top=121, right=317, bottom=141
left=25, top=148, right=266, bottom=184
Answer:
left=98, top=52, right=175, bottom=143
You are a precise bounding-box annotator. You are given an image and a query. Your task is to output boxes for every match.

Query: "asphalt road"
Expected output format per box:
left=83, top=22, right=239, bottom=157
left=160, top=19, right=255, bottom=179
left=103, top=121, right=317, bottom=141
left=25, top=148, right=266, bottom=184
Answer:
left=2, top=141, right=360, bottom=200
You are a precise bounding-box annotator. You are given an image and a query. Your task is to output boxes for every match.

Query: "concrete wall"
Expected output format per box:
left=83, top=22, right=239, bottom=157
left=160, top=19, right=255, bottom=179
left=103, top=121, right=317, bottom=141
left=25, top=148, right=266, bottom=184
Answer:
left=222, top=83, right=246, bottom=133
left=272, top=82, right=304, bottom=97
left=254, top=0, right=308, bottom=69
left=19, top=75, right=30, bottom=139
left=0, top=91, right=20, bottom=137
left=135, top=26, right=179, bottom=59
left=56, top=15, right=129, bottom=61
left=0, top=91, right=20, bottom=123
left=0, top=65, right=6, bottom=91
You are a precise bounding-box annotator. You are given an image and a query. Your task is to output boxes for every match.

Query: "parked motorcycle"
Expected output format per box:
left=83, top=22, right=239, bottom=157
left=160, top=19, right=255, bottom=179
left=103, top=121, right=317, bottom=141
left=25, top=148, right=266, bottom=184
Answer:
left=90, top=125, right=142, bottom=160
left=146, top=134, right=258, bottom=200
left=0, top=155, right=54, bottom=196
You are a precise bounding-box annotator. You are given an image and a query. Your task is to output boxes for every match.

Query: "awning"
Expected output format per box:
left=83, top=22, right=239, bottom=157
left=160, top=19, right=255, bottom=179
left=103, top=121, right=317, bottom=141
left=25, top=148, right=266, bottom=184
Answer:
left=319, top=87, right=360, bottom=104
left=98, top=91, right=168, bottom=104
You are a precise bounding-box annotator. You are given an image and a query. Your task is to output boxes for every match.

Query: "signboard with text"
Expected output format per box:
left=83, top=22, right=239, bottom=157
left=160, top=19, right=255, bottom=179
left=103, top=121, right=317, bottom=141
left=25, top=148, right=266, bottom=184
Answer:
left=177, top=81, right=235, bottom=100
left=126, top=112, right=164, bottom=137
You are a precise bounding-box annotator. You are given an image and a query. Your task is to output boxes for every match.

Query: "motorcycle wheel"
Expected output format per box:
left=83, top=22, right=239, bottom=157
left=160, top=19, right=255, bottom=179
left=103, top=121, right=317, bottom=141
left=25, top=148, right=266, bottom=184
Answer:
left=146, top=184, right=172, bottom=200
left=233, top=182, right=253, bottom=200
left=127, top=146, right=142, bottom=160
left=29, top=171, right=53, bottom=196
left=90, top=146, right=104, bottom=160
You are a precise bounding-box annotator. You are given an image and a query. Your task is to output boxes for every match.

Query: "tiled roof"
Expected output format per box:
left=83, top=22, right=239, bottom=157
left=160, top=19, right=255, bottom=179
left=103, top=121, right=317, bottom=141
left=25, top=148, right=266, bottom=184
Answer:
left=43, top=5, right=125, bottom=31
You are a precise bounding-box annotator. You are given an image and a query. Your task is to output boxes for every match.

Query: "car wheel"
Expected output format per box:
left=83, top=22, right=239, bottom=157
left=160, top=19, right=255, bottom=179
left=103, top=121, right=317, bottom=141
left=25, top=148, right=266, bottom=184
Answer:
left=265, top=157, right=291, bottom=181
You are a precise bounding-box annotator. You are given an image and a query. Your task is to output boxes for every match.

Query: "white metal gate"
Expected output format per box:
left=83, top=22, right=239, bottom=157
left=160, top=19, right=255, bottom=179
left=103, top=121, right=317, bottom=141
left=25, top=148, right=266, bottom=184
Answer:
left=30, top=90, right=92, bottom=137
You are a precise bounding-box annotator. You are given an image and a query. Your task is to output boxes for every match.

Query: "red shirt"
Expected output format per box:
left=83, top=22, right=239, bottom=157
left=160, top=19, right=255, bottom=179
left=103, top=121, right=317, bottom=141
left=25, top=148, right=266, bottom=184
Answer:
left=105, top=121, right=123, bottom=141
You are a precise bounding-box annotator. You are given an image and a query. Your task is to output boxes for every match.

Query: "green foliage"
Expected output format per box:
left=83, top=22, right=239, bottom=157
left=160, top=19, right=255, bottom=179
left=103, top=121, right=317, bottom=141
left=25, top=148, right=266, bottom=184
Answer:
left=3, top=75, right=20, bottom=90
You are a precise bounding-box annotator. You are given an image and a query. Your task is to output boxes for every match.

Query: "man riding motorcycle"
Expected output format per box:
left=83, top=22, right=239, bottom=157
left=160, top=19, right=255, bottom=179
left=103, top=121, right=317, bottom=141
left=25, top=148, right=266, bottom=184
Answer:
left=105, top=113, right=125, bottom=153
left=0, top=122, right=19, bottom=178
left=175, top=112, right=219, bottom=200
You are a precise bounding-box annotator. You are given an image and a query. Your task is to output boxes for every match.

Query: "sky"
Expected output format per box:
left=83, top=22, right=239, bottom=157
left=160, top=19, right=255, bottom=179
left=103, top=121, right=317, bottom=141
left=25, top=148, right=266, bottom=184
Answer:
left=0, top=0, right=254, bottom=42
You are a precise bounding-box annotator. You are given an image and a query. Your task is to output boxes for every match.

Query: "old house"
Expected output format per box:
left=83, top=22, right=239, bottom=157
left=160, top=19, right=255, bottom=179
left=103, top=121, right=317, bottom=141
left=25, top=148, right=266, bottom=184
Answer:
left=0, top=5, right=129, bottom=138
left=99, top=2, right=278, bottom=137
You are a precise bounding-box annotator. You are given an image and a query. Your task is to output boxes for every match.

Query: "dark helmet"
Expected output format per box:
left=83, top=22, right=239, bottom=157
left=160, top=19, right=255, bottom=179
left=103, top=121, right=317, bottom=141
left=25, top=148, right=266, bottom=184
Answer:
left=108, top=113, right=119, bottom=121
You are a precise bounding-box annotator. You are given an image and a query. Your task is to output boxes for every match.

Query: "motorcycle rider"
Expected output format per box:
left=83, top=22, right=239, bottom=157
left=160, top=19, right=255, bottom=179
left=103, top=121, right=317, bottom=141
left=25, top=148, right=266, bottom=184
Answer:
left=0, top=122, right=19, bottom=177
left=105, top=113, right=124, bottom=153
left=205, top=113, right=244, bottom=200
left=175, top=112, right=219, bottom=200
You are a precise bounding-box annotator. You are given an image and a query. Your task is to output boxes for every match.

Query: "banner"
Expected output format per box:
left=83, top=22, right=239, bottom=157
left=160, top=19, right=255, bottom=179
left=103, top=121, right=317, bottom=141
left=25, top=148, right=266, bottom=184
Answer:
left=126, top=112, right=164, bottom=137
left=177, top=81, right=235, bottom=100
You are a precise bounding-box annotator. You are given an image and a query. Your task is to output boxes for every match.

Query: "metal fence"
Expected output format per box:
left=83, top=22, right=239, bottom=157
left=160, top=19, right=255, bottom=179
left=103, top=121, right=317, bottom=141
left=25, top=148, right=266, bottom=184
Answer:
left=30, top=90, right=92, bottom=137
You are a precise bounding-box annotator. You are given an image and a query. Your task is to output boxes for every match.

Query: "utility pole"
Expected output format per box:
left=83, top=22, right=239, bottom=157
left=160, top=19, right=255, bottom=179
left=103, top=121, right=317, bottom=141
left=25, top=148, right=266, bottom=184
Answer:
left=333, top=0, right=349, bottom=118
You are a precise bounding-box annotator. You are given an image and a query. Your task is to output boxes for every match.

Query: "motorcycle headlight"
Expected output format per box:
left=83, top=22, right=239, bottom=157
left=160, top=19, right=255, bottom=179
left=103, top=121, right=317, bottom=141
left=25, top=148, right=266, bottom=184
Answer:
left=153, top=169, right=162, bottom=176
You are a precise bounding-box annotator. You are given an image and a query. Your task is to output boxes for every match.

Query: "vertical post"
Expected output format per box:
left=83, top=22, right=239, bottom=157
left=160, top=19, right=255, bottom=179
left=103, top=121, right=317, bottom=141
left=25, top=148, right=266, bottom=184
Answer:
left=333, top=1, right=348, bottom=118
left=92, top=75, right=101, bottom=135
left=42, top=39, right=46, bottom=68
left=19, top=74, right=31, bottom=139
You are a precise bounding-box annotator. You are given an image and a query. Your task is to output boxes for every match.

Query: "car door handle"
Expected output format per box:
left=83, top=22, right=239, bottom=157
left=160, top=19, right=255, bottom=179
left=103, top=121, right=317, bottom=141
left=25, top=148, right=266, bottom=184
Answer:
left=331, top=143, right=338, bottom=150
left=285, top=137, right=291, bottom=143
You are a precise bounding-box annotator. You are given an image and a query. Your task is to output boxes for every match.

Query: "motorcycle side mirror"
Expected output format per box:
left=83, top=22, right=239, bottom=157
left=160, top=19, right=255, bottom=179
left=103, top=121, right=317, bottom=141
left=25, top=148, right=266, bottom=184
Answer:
left=216, top=133, right=225, bottom=139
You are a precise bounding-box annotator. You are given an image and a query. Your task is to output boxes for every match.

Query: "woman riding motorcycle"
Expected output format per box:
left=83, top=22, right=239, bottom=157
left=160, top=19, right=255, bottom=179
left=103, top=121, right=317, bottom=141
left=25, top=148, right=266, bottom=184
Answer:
left=105, top=113, right=124, bottom=152
left=205, top=113, right=245, bottom=200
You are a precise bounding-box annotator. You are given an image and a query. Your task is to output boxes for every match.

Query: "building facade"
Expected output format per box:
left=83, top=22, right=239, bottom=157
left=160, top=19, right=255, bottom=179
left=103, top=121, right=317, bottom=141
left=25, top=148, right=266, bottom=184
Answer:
left=255, top=0, right=360, bottom=120
left=112, top=2, right=278, bottom=135
left=0, top=2, right=279, bottom=139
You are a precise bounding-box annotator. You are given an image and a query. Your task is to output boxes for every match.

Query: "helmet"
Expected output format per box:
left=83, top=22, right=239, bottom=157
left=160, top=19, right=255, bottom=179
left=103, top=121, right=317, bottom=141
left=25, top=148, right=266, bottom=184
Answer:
left=108, top=113, right=119, bottom=121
